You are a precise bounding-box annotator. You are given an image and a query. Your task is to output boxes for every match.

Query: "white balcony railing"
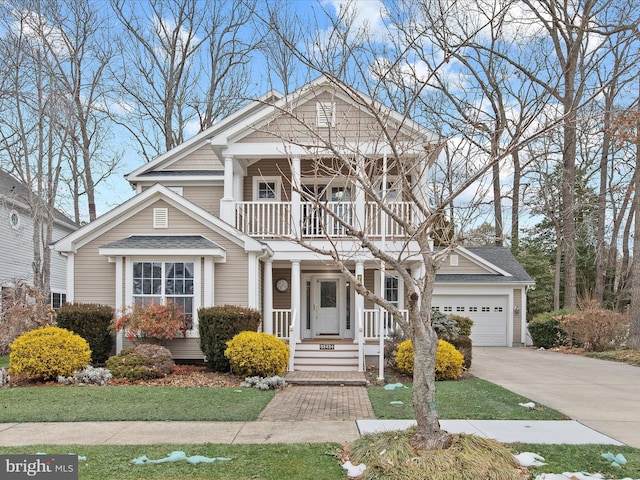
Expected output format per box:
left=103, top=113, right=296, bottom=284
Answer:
left=272, top=309, right=292, bottom=339
left=362, top=308, right=408, bottom=339
left=236, top=201, right=412, bottom=238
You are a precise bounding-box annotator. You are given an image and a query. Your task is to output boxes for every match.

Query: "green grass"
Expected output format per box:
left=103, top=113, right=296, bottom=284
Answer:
left=2, top=443, right=639, bottom=480
left=368, top=378, right=567, bottom=420
left=0, top=444, right=344, bottom=480
left=0, top=386, right=273, bottom=422
left=513, top=443, right=640, bottom=479
left=586, top=349, right=640, bottom=366
left=0, top=355, right=8, bottom=368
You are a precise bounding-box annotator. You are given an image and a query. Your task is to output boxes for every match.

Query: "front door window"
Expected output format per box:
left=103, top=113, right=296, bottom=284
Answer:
left=316, top=278, right=340, bottom=335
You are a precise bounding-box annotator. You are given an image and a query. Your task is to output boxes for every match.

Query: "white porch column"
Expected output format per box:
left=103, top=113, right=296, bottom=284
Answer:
left=290, top=260, right=301, bottom=342
left=291, top=156, right=301, bottom=237
left=355, top=260, right=365, bottom=333
left=220, top=155, right=235, bottom=224
left=263, top=259, right=273, bottom=334
left=355, top=155, right=366, bottom=231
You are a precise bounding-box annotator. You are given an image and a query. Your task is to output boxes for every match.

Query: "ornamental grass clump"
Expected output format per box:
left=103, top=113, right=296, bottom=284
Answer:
left=347, top=429, right=527, bottom=480
left=111, top=303, right=188, bottom=344
left=396, top=339, right=464, bottom=380
left=225, top=331, right=289, bottom=377
left=9, top=326, right=91, bottom=380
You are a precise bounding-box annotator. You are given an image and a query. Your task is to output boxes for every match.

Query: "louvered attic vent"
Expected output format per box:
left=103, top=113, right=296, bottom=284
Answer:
left=316, top=102, right=335, bottom=127
left=153, top=208, right=168, bottom=228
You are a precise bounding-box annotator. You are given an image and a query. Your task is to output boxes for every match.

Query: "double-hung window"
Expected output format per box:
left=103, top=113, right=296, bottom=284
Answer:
left=132, top=261, right=194, bottom=328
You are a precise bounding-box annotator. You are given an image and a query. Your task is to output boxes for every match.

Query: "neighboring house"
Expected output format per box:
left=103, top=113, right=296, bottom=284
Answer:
left=0, top=169, right=77, bottom=308
left=54, top=77, right=534, bottom=370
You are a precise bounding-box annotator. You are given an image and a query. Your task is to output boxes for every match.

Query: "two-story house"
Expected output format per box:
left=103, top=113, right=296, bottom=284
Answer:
left=1, top=169, right=76, bottom=309
left=54, top=77, right=534, bottom=370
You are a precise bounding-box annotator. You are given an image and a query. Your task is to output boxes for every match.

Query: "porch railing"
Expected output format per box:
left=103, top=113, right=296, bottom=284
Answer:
left=272, top=309, right=292, bottom=339
left=362, top=308, right=408, bottom=339
left=236, top=201, right=412, bottom=238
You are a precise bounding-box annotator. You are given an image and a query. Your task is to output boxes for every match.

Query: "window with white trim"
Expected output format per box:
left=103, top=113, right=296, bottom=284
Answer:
left=51, top=292, right=66, bottom=310
left=253, top=177, right=281, bottom=201
left=132, top=261, right=194, bottom=328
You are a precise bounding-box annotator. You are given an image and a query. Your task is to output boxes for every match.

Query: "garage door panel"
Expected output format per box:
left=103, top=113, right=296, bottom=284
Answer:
left=432, top=295, right=508, bottom=347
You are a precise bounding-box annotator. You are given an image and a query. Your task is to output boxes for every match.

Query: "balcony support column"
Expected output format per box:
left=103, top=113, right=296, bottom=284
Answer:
left=355, top=155, right=366, bottom=232
left=291, top=157, right=301, bottom=237
left=221, top=155, right=235, bottom=224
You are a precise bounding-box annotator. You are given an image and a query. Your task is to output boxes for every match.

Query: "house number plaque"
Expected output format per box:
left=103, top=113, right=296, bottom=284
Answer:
left=319, top=344, right=335, bottom=350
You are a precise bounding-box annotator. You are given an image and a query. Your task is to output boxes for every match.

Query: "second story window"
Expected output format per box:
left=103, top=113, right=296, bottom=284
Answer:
left=253, top=177, right=281, bottom=201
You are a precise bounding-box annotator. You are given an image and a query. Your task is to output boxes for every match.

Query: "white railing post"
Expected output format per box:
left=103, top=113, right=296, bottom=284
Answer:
left=288, top=309, right=297, bottom=371
left=358, top=308, right=364, bottom=372
left=378, top=307, right=385, bottom=382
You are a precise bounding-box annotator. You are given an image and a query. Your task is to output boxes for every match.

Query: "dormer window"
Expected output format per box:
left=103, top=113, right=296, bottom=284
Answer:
left=316, top=102, right=335, bottom=127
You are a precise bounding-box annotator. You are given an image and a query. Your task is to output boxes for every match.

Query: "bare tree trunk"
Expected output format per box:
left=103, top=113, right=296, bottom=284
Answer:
left=511, top=149, right=521, bottom=254
left=627, top=131, right=640, bottom=348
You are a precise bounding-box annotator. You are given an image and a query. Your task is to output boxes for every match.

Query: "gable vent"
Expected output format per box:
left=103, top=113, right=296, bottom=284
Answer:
left=153, top=208, right=168, bottom=229
left=449, top=254, right=459, bottom=267
left=316, top=102, right=335, bottom=127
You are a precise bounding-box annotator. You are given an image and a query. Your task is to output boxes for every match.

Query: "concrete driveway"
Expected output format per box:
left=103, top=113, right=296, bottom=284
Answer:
left=471, top=347, right=640, bottom=448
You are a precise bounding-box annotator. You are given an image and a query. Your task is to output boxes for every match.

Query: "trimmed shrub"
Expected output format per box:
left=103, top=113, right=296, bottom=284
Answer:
left=436, top=340, right=464, bottom=380
left=449, top=315, right=474, bottom=337
left=528, top=309, right=574, bottom=348
left=9, top=326, right=91, bottom=380
left=198, top=305, right=261, bottom=372
left=394, top=339, right=464, bottom=380
left=106, top=344, right=175, bottom=381
left=112, top=304, right=188, bottom=344
left=225, top=331, right=289, bottom=377
left=561, top=300, right=629, bottom=352
left=431, top=311, right=459, bottom=342
left=450, top=335, right=473, bottom=370
left=56, top=303, right=114, bottom=363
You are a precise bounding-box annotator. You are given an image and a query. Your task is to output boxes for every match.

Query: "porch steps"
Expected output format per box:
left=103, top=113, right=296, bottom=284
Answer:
left=285, top=370, right=368, bottom=386
left=292, top=340, right=360, bottom=373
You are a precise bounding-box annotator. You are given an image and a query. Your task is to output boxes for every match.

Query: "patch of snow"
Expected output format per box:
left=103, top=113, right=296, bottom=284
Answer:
left=132, top=451, right=231, bottom=465
left=514, top=452, right=547, bottom=467
left=602, top=452, right=628, bottom=467
left=519, top=402, right=536, bottom=409
left=342, top=461, right=366, bottom=477
left=383, top=383, right=404, bottom=390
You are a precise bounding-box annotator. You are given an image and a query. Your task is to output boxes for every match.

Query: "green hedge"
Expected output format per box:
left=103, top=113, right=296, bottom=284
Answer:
left=198, top=305, right=261, bottom=372
left=527, top=309, right=575, bottom=349
left=55, top=303, right=114, bottom=363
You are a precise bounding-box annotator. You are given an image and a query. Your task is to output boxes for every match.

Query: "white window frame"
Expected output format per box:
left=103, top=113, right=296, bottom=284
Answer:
left=376, top=175, right=403, bottom=202
left=126, top=257, right=202, bottom=335
left=253, top=177, right=281, bottom=201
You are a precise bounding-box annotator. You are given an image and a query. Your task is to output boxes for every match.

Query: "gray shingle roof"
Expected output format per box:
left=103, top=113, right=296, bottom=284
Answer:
left=0, top=169, right=77, bottom=229
left=101, top=235, right=224, bottom=250
left=436, top=247, right=534, bottom=284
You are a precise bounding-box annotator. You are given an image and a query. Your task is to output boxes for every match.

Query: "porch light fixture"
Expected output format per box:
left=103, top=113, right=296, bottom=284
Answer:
left=514, top=306, right=520, bottom=314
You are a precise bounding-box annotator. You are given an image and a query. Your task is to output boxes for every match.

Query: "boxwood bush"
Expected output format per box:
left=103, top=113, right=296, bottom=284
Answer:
left=56, top=303, right=114, bottom=363
left=198, top=305, right=261, bottom=372
left=225, top=331, right=289, bottom=377
left=527, top=309, right=575, bottom=349
left=395, top=339, right=464, bottom=380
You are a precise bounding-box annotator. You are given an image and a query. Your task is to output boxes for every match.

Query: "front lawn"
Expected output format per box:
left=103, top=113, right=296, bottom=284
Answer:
left=2, top=443, right=639, bottom=480
left=368, top=378, right=567, bottom=420
left=0, top=386, right=273, bottom=422
left=0, top=444, right=344, bottom=480
left=586, top=349, right=640, bottom=367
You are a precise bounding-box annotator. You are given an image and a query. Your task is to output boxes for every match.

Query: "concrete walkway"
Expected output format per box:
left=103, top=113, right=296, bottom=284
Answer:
left=472, top=347, right=640, bottom=448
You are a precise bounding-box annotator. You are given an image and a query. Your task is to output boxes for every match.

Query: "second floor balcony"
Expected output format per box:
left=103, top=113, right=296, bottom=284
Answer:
left=235, top=200, right=415, bottom=239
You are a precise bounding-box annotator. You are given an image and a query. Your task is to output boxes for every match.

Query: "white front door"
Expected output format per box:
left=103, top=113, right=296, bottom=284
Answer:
left=315, top=278, right=340, bottom=335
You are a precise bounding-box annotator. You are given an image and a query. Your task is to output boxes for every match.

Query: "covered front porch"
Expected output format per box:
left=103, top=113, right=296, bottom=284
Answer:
left=260, top=258, right=411, bottom=372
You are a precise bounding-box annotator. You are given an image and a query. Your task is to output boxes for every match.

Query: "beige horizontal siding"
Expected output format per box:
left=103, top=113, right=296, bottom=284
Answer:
left=74, top=199, right=249, bottom=308
left=183, top=185, right=223, bottom=216
left=513, top=288, right=522, bottom=344
left=439, top=255, right=493, bottom=274
left=162, top=145, right=223, bottom=170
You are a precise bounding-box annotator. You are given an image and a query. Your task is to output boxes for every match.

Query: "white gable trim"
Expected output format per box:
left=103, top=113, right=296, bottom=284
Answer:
left=54, top=184, right=264, bottom=253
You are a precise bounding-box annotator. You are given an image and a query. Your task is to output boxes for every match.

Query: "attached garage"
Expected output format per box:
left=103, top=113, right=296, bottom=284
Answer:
left=432, top=294, right=509, bottom=346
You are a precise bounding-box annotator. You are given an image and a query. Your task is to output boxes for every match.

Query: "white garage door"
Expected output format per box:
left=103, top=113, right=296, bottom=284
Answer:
left=432, top=295, right=508, bottom=346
